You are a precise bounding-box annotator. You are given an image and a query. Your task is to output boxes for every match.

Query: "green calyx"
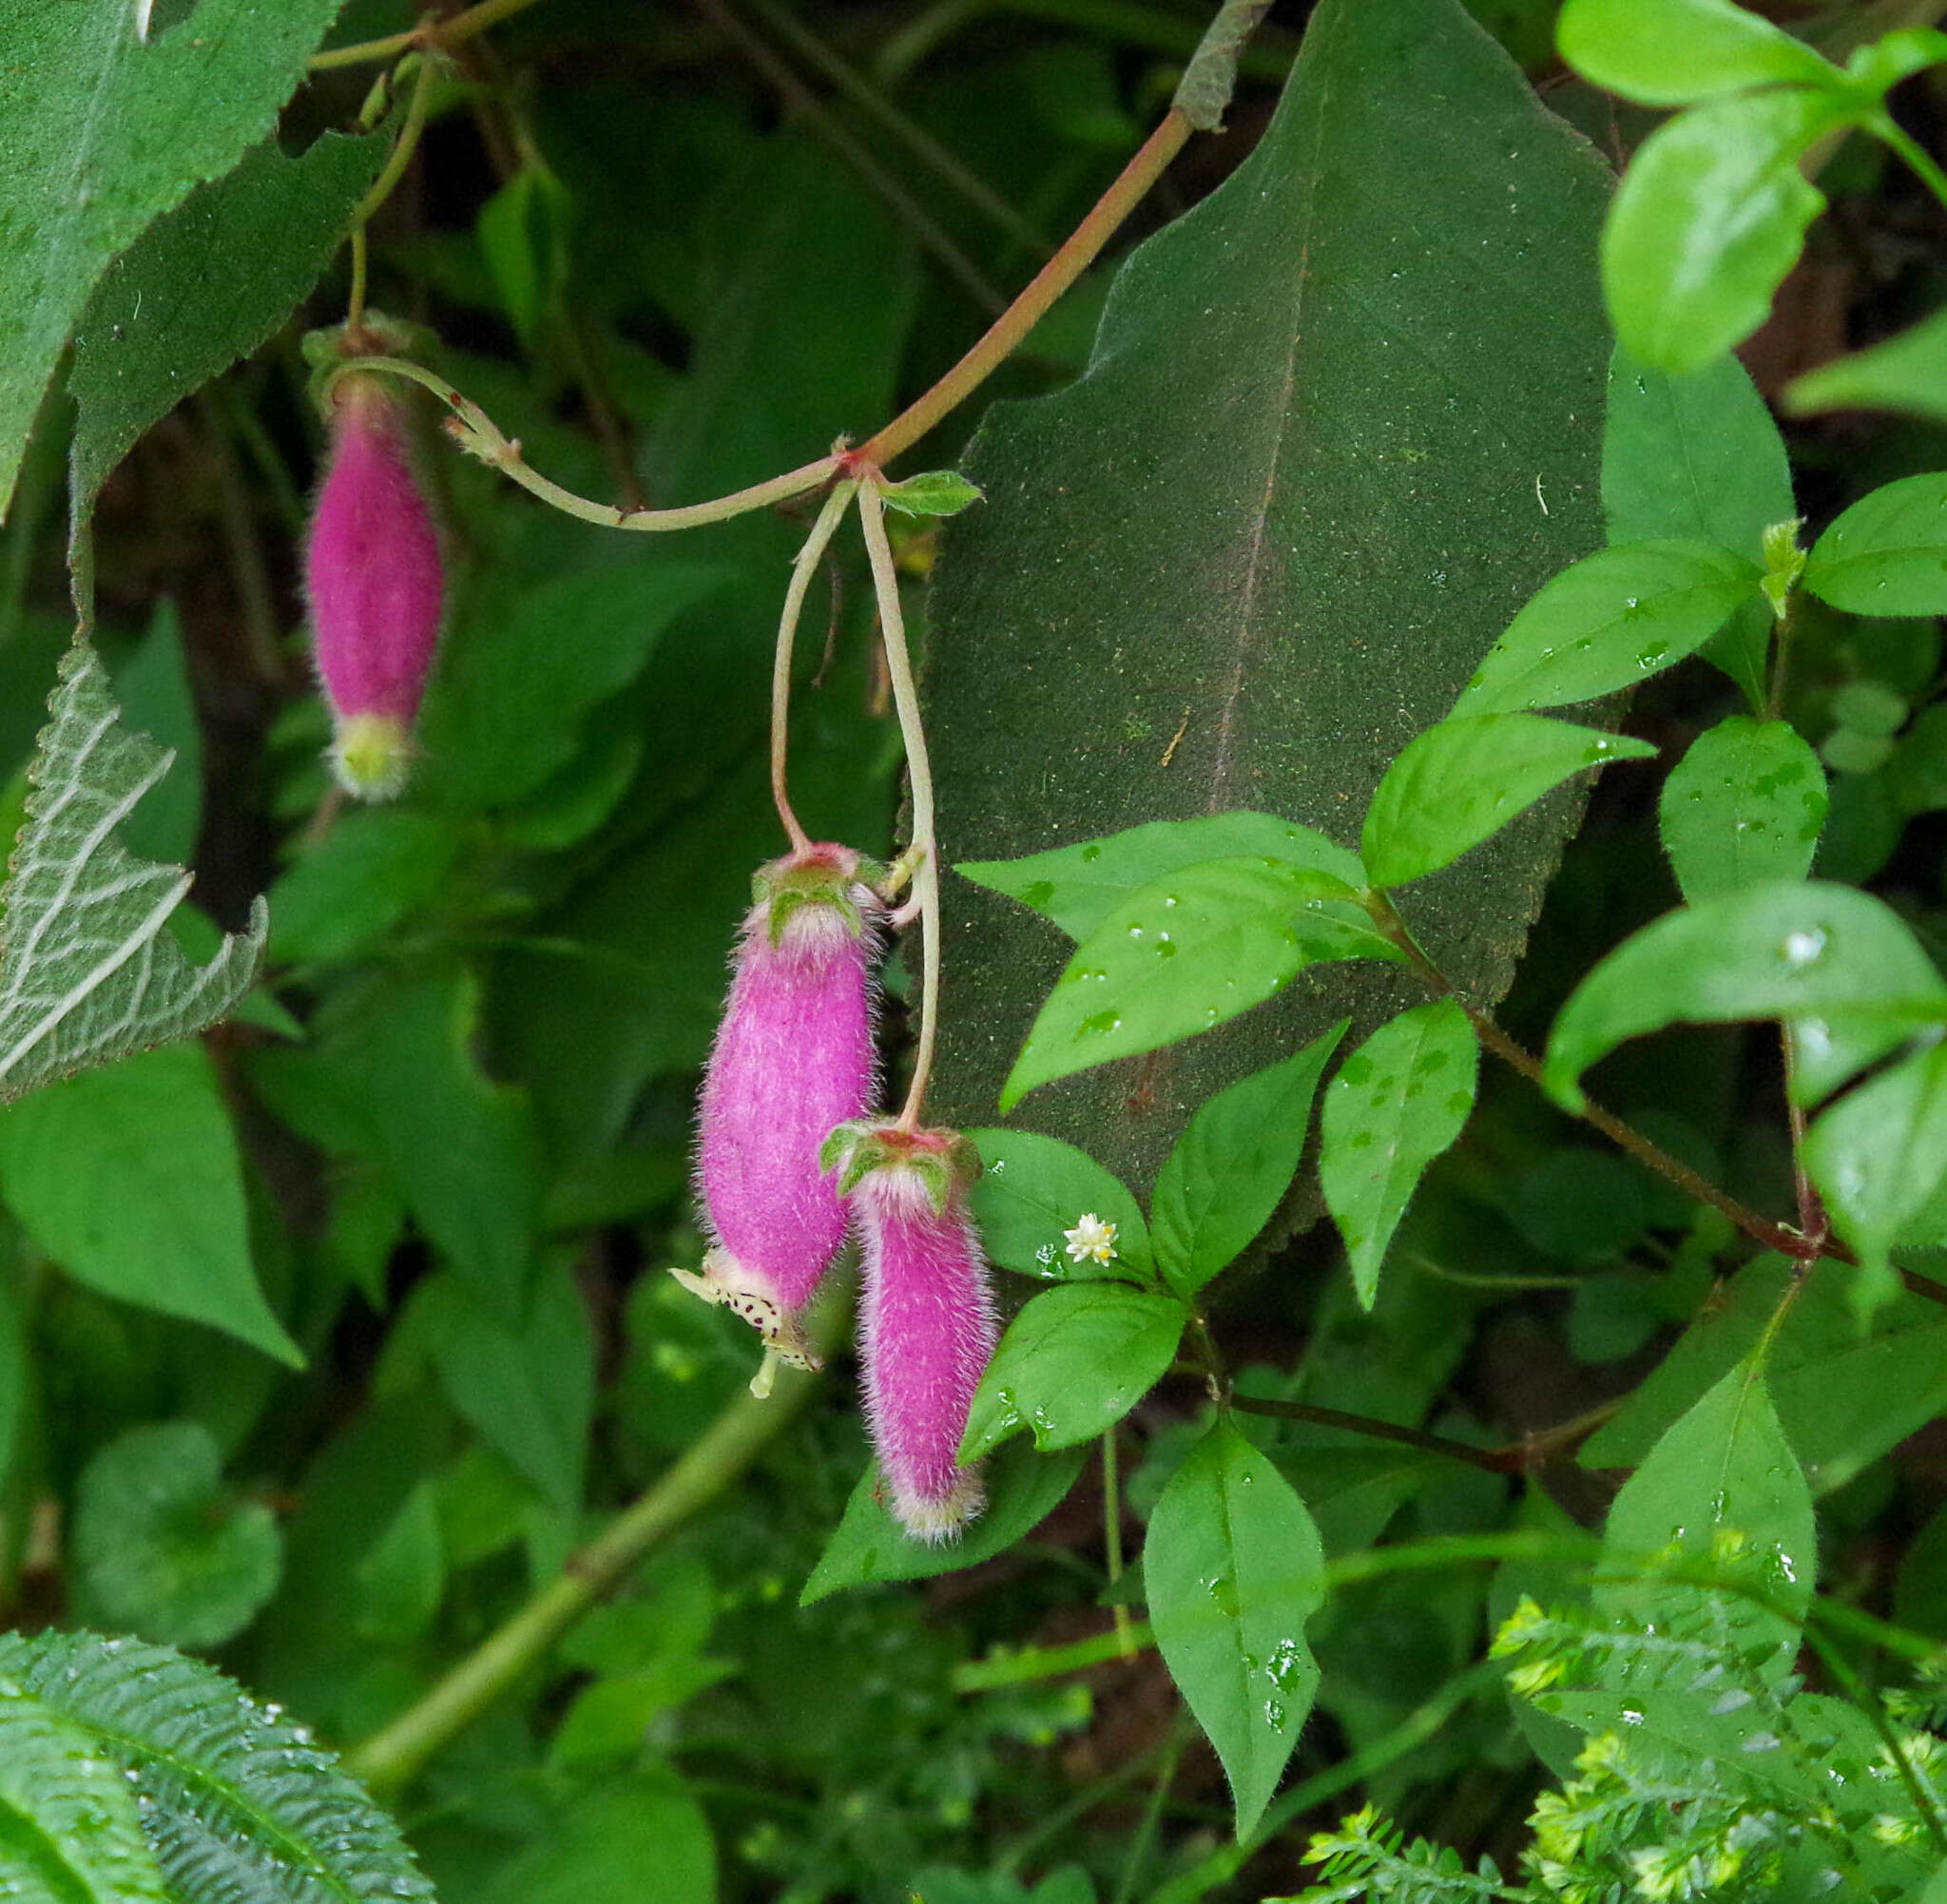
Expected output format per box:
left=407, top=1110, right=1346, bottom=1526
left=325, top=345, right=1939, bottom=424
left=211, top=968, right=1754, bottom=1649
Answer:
left=754, top=851, right=881, bottom=947
left=301, top=311, right=439, bottom=419
left=819, top=1121, right=982, bottom=1210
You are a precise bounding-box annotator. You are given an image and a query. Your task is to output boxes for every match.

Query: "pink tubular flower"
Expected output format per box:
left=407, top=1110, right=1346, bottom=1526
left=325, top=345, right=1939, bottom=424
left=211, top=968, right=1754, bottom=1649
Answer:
left=305, top=371, right=445, bottom=800
left=673, top=844, right=883, bottom=1378
left=826, top=1124, right=997, bottom=1544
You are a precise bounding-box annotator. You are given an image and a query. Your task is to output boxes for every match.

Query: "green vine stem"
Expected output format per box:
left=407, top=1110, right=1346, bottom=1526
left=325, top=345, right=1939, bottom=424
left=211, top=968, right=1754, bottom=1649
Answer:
left=771, top=481, right=859, bottom=853
left=322, top=356, right=843, bottom=530
left=856, top=478, right=941, bottom=1130
left=345, top=51, right=439, bottom=330
left=309, top=0, right=549, bottom=70
left=344, top=1353, right=825, bottom=1797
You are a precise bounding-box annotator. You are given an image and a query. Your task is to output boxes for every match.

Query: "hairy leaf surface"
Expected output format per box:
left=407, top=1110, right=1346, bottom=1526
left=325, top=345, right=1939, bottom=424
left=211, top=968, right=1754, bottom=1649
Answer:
left=926, top=0, right=1612, bottom=1183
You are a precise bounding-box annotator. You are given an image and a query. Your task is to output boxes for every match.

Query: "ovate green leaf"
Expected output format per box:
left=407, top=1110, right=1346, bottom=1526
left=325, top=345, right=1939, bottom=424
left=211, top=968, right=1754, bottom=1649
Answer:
left=1556, top=0, right=1840, bottom=105
left=1543, top=880, right=1947, bottom=1109
left=1602, top=343, right=1793, bottom=707
left=1784, top=305, right=1947, bottom=425
left=0, top=643, right=264, bottom=1099
left=1362, top=715, right=1655, bottom=888
left=1456, top=539, right=1762, bottom=715
left=966, top=1127, right=1153, bottom=1279
left=1802, top=472, right=1947, bottom=616
left=0, top=0, right=349, bottom=514
left=925, top=0, right=1613, bottom=1186
left=1658, top=716, right=1827, bottom=899
left=1804, top=1043, right=1947, bottom=1285
left=1595, top=1358, right=1815, bottom=1686
left=999, top=858, right=1392, bottom=1110
left=961, top=1283, right=1186, bottom=1459
left=1147, top=1419, right=1324, bottom=1837
left=1150, top=1026, right=1347, bottom=1297
left=1320, top=1000, right=1479, bottom=1306
left=958, top=813, right=1365, bottom=943
left=801, top=1439, right=1086, bottom=1604
left=70, top=1422, right=281, bottom=1650
left=0, top=1043, right=299, bottom=1364
left=1602, top=88, right=1848, bottom=374
left=475, top=1766, right=714, bottom=1904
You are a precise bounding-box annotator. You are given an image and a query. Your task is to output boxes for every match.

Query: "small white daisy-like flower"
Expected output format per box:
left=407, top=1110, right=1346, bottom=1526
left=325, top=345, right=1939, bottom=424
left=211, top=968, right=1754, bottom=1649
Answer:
left=1062, top=1212, right=1119, bottom=1264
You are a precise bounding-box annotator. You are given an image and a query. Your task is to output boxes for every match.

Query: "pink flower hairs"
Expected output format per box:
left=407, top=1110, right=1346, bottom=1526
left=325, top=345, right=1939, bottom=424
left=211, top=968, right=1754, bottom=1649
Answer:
left=675, top=843, right=884, bottom=1387
left=824, top=1123, right=997, bottom=1544
left=305, top=367, right=445, bottom=800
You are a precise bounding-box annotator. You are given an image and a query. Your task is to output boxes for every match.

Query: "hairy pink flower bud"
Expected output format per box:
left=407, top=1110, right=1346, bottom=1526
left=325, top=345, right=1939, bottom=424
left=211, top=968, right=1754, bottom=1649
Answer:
left=674, top=844, right=883, bottom=1376
left=826, top=1124, right=996, bottom=1543
left=305, top=373, right=445, bottom=800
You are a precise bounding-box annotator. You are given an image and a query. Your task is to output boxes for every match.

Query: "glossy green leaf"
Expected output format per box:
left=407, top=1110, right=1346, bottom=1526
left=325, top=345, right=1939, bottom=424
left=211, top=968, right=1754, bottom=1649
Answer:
left=1146, top=1419, right=1324, bottom=1837
left=800, top=1439, right=1086, bottom=1604
left=1582, top=1256, right=1947, bottom=1493
left=879, top=469, right=984, bottom=517
left=0, top=0, right=347, bottom=514
left=926, top=0, right=1613, bottom=1186
left=961, top=1283, right=1186, bottom=1460
left=0, top=1698, right=167, bottom=1904
left=476, top=163, right=573, bottom=351
left=1658, top=716, right=1827, bottom=900
left=1602, top=88, right=1848, bottom=374
left=1456, top=539, right=1762, bottom=715
left=999, top=858, right=1393, bottom=1111
left=0, top=643, right=263, bottom=1101
left=965, top=1126, right=1153, bottom=1279
left=0, top=1629, right=436, bottom=1904
left=1602, top=343, right=1793, bottom=708
left=67, top=129, right=384, bottom=520
left=1545, top=880, right=1946, bottom=1109
left=1802, top=472, right=1947, bottom=616
left=1320, top=1000, right=1478, bottom=1307
left=0, top=1043, right=299, bottom=1363
left=1595, top=1358, right=1815, bottom=1686
left=1805, top=1043, right=1947, bottom=1283
left=70, top=1422, right=281, bottom=1650
left=1150, top=1025, right=1347, bottom=1297
left=1556, top=0, right=1839, bottom=105
left=1361, top=715, right=1655, bottom=888
left=268, top=808, right=460, bottom=967
left=958, top=813, right=1365, bottom=944
left=110, top=603, right=202, bottom=866
left=1784, top=304, right=1947, bottom=425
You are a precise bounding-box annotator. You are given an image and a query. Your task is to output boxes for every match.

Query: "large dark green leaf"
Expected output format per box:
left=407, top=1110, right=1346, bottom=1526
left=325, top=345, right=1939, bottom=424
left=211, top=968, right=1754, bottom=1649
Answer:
left=0, top=0, right=348, bottom=513
left=67, top=129, right=383, bottom=522
left=925, top=0, right=1612, bottom=1183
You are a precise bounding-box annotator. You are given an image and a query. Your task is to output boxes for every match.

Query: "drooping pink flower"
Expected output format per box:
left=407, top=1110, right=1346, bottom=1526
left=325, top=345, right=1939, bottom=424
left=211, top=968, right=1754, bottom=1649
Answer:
left=831, top=1124, right=996, bottom=1543
left=305, top=372, right=445, bottom=799
left=674, top=844, right=882, bottom=1375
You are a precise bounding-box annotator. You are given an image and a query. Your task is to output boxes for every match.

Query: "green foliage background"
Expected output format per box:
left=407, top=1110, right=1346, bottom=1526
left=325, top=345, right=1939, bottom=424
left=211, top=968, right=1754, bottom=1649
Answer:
left=4, top=0, right=1947, bottom=1900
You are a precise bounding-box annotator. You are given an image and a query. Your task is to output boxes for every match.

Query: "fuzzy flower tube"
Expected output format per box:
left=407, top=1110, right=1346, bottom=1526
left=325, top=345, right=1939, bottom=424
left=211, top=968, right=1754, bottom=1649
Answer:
left=306, top=370, right=445, bottom=799
left=824, top=1123, right=997, bottom=1543
left=675, top=844, right=883, bottom=1388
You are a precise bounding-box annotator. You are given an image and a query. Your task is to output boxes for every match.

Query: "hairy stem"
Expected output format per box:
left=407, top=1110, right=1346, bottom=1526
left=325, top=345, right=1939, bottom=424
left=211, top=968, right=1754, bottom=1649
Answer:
left=772, top=482, right=859, bottom=854
left=857, top=482, right=941, bottom=1130
left=344, top=1357, right=821, bottom=1797
left=325, top=356, right=841, bottom=529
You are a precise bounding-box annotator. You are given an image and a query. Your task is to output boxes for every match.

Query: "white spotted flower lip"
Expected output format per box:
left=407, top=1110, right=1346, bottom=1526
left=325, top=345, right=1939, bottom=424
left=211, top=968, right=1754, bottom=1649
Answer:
left=1062, top=1212, right=1119, bottom=1265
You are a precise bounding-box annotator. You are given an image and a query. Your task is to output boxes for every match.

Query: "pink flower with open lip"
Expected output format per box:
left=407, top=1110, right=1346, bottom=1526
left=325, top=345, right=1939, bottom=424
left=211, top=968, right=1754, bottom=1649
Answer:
left=674, top=844, right=882, bottom=1376
left=828, top=1124, right=996, bottom=1543
left=305, top=372, right=445, bottom=799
